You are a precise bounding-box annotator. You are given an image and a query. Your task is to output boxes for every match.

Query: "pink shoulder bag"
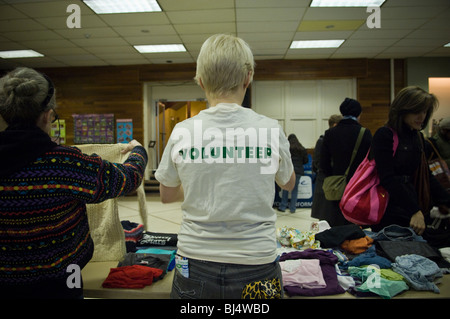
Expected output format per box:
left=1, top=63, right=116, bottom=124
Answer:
left=340, top=129, right=399, bottom=225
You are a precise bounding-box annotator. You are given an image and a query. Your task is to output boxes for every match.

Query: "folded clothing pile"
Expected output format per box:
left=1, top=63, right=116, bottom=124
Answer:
left=102, top=221, right=178, bottom=289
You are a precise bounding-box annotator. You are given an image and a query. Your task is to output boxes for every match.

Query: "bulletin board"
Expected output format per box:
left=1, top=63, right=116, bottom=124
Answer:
left=116, top=119, right=133, bottom=143
left=50, top=119, right=66, bottom=145
left=72, top=113, right=114, bottom=144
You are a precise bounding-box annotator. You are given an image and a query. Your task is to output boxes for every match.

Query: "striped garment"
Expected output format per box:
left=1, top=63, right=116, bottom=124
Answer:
left=0, top=145, right=147, bottom=285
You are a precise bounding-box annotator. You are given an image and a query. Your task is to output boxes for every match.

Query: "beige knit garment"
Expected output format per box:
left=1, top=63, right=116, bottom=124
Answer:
left=75, top=144, right=148, bottom=262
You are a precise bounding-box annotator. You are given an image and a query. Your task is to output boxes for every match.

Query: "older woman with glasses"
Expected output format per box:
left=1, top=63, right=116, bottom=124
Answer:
left=0, top=67, right=148, bottom=299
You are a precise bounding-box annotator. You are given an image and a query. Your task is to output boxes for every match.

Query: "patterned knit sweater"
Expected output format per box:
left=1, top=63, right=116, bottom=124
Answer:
left=0, top=131, right=147, bottom=285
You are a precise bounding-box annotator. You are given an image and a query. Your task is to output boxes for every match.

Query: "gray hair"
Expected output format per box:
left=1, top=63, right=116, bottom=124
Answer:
left=0, top=67, right=55, bottom=126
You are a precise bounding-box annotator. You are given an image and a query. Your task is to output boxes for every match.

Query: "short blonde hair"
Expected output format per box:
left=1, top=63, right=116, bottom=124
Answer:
left=194, top=34, right=254, bottom=99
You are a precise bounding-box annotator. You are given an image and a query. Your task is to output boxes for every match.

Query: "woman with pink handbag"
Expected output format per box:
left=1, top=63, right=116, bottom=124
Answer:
left=370, top=86, right=450, bottom=235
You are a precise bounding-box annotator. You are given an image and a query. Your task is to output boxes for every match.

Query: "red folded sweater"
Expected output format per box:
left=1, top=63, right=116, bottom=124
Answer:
left=102, top=265, right=163, bottom=289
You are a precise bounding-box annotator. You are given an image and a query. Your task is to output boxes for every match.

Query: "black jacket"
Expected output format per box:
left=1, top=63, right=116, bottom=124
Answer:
left=291, top=147, right=308, bottom=175
left=320, top=118, right=372, bottom=182
left=371, top=125, right=450, bottom=230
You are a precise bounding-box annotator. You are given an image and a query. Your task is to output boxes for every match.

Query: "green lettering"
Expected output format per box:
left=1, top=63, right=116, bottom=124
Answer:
left=190, top=148, right=199, bottom=160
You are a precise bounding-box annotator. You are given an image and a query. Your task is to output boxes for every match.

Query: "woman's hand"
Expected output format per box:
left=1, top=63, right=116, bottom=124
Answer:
left=410, top=210, right=426, bottom=235
left=120, top=139, right=142, bottom=154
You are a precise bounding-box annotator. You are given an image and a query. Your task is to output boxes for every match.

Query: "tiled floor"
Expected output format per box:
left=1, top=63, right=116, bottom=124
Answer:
left=118, top=194, right=319, bottom=234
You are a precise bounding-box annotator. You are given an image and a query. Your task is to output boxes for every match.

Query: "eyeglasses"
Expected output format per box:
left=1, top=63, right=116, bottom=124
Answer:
left=41, top=74, right=55, bottom=109
left=51, top=108, right=59, bottom=123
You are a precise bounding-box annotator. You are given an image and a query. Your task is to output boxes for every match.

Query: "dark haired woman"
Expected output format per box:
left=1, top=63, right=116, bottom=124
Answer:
left=278, top=134, right=308, bottom=213
left=0, top=67, right=147, bottom=298
left=371, top=86, right=450, bottom=234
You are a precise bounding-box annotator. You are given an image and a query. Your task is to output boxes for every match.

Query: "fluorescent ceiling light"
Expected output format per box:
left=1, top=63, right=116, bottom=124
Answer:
left=310, top=0, right=385, bottom=7
left=0, top=50, right=44, bottom=59
left=83, top=0, right=162, bottom=14
left=444, top=43, right=450, bottom=47
left=290, top=40, right=345, bottom=49
left=134, top=44, right=186, bottom=53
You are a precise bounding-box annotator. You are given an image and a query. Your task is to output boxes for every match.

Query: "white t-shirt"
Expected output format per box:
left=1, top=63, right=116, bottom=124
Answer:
left=155, top=103, right=293, bottom=265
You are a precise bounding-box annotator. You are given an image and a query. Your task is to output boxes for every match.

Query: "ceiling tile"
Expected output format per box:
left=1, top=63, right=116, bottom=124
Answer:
left=158, top=0, right=234, bottom=11
left=237, top=21, right=299, bottom=33
left=39, top=47, right=90, bottom=56
left=70, top=37, right=129, bottom=47
left=99, top=12, right=169, bottom=26
left=383, top=0, right=450, bottom=6
left=379, top=6, right=448, bottom=19
left=124, top=35, right=182, bottom=45
left=236, top=7, right=306, bottom=21
left=350, top=29, right=412, bottom=39
left=0, top=4, right=28, bottom=19
left=342, top=38, right=398, bottom=47
left=2, top=30, right=64, bottom=41
left=174, top=22, right=235, bottom=35
left=293, top=31, right=354, bottom=40
left=22, top=39, right=78, bottom=49
left=84, top=46, right=137, bottom=54
left=298, top=20, right=365, bottom=32
left=12, top=0, right=94, bottom=18
left=237, top=0, right=310, bottom=8
left=147, top=57, right=195, bottom=64
left=55, top=27, right=119, bottom=39
left=166, top=9, right=235, bottom=24
left=113, top=25, right=177, bottom=37
left=303, top=7, right=369, bottom=20
left=37, top=15, right=108, bottom=29
left=359, top=19, right=428, bottom=30
left=238, top=32, right=294, bottom=42
left=0, top=18, right=46, bottom=32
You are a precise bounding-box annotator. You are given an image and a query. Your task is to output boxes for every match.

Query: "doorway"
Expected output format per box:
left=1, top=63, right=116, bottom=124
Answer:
left=156, top=100, right=208, bottom=163
left=429, top=77, right=450, bottom=136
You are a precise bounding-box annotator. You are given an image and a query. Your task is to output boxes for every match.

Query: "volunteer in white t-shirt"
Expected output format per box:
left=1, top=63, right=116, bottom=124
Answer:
left=155, top=34, right=295, bottom=299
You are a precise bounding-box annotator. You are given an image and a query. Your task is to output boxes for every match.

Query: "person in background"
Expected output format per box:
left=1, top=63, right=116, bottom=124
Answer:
left=370, top=86, right=450, bottom=234
left=0, top=67, right=147, bottom=299
left=429, top=117, right=450, bottom=168
left=320, top=98, right=372, bottom=226
left=311, top=114, right=342, bottom=220
left=278, top=134, right=308, bottom=213
left=155, top=34, right=295, bottom=299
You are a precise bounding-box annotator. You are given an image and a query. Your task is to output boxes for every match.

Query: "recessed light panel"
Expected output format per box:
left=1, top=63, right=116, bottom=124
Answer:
left=290, top=40, right=345, bottom=49
left=134, top=44, right=186, bottom=53
left=0, top=50, right=44, bottom=58
left=310, top=0, right=385, bottom=7
left=83, top=0, right=162, bottom=14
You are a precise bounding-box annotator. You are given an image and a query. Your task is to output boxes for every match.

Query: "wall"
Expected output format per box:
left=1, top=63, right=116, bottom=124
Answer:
left=5, top=58, right=403, bottom=149
left=407, top=57, right=450, bottom=90
left=407, top=58, right=450, bottom=135
left=252, top=79, right=357, bottom=148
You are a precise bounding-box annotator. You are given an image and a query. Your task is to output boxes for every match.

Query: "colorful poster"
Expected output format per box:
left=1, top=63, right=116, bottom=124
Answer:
left=116, top=119, right=133, bottom=143
left=72, top=113, right=114, bottom=144
left=50, top=119, right=66, bottom=145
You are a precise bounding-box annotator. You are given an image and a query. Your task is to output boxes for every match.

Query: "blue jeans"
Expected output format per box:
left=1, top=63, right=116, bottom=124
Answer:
left=170, top=256, right=283, bottom=299
left=279, top=175, right=301, bottom=212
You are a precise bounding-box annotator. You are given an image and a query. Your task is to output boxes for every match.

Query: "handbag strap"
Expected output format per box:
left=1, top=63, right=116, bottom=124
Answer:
left=426, top=137, right=443, bottom=161
left=345, top=127, right=366, bottom=177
